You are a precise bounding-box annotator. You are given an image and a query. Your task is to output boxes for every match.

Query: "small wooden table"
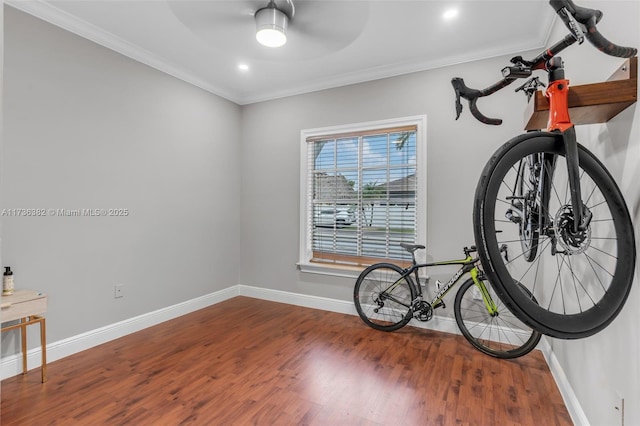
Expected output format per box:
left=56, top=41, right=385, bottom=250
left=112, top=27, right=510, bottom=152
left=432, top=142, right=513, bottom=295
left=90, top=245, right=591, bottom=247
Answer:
left=1, top=290, right=48, bottom=382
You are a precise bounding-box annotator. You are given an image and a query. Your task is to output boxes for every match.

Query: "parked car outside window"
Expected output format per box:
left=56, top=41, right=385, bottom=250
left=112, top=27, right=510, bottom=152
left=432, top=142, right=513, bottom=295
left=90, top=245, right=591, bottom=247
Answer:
left=315, top=207, right=356, bottom=228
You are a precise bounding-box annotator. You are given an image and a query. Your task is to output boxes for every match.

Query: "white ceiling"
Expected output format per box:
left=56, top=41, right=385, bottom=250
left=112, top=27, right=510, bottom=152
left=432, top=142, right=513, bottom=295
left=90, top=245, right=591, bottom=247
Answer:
left=7, top=1, right=557, bottom=105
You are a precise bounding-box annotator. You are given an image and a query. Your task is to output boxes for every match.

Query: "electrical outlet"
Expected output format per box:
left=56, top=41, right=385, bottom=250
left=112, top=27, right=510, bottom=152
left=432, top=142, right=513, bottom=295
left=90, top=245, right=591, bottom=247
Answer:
left=114, top=284, right=124, bottom=299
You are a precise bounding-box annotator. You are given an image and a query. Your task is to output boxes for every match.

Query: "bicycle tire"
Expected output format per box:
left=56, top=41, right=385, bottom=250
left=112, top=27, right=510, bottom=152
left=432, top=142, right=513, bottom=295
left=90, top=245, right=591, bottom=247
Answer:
left=474, top=132, right=636, bottom=339
left=454, top=278, right=541, bottom=359
left=354, top=263, right=417, bottom=331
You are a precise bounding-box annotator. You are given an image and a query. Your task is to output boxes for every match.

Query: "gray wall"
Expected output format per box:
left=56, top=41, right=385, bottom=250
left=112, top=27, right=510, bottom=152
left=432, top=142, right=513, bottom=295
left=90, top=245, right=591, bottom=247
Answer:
left=1, top=7, right=242, bottom=351
left=239, top=55, right=524, bottom=300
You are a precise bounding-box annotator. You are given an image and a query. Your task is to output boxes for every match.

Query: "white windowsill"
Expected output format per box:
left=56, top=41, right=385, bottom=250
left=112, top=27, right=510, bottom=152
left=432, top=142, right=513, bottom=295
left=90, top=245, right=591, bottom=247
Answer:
left=297, top=262, right=365, bottom=279
left=297, top=261, right=431, bottom=284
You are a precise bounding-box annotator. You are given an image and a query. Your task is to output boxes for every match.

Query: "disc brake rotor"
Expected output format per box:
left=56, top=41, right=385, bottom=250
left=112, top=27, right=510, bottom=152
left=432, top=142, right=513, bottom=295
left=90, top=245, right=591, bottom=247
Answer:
left=554, top=205, right=591, bottom=254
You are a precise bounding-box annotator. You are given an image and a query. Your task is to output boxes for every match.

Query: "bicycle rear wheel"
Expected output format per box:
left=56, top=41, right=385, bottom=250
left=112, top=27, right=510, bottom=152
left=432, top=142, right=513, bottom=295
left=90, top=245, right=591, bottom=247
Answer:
left=454, top=278, right=541, bottom=359
left=474, top=132, right=636, bottom=339
left=354, top=263, right=416, bottom=331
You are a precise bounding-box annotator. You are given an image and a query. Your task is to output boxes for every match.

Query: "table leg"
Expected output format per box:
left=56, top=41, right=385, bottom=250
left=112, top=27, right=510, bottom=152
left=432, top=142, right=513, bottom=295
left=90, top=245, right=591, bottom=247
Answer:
left=20, top=318, right=27, bottom=375
left=40, top=317, right=47, bottom=383
left=2, top=315, right=48, bottom=383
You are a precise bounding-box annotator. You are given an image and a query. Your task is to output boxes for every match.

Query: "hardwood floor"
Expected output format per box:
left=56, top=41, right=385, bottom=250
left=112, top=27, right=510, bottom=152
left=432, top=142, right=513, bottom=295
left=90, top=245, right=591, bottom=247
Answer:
left=1, top=296, right=572, bottom=425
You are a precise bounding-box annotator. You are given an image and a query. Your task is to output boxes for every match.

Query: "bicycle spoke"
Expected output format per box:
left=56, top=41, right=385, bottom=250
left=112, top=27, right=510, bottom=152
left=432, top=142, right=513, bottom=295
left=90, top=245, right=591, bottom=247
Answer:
left=585, top=244, right=618, bottom=261
left=354, top=264, right=415, bottom=331
left=455, top=279, right=540, bottom=358
left=566, top=255, right=598, bottom=308
left=583, top=252, right=610, bottom=294
left=560, top=254, right=581, bottom=312
left=582, top=250, right=616, bottom=277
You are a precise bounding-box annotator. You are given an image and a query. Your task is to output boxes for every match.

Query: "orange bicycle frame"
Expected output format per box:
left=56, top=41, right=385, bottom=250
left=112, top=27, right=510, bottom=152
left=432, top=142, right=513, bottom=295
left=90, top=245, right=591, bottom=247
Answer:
left=546, top=79, right=573, bottom=132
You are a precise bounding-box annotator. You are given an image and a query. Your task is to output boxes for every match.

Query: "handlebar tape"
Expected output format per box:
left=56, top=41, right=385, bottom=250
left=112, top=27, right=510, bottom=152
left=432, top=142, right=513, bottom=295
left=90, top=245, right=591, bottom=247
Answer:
left=452, top=77, right=518, bottom=126
left=584, top=20, right=637, bottom=58
left=452, top=1, right=637, bottom=126
left=550, top=0, right=637, bottom=58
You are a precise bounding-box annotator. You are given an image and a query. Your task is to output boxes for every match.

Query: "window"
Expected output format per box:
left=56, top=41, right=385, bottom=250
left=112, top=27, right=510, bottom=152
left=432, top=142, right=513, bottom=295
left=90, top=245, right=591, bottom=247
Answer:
left=299, top=116, right=426, bottom=275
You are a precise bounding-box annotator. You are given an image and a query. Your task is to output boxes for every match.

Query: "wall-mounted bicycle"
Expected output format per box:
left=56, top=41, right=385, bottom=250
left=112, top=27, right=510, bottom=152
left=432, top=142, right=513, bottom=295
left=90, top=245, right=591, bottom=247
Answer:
left=452, top=0, right=636, bottom=339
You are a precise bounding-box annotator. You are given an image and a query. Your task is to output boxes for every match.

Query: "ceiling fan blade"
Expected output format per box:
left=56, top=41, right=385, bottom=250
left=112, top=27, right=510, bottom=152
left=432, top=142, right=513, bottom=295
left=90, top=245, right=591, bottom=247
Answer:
left=288, top=1, right=370, bottom=52
left=168, top=1, right=258, bottom=30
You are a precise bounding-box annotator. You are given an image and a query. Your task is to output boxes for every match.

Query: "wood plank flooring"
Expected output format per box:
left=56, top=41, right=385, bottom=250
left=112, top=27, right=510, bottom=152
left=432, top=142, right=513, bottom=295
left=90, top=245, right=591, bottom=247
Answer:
left=1, top=296, right=572, bottom=425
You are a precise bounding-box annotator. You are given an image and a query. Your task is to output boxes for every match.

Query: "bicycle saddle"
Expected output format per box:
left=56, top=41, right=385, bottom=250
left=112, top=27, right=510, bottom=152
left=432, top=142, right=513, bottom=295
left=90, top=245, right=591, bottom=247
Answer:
left=400, top=243, right=425, bottom=253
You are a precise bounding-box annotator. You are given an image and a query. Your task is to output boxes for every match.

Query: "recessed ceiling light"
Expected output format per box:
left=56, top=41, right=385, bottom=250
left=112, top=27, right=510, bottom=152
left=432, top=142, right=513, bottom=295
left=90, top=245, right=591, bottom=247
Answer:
left=443, top=8, right=459, bottom=21
left=238, top=63, right=250, bottom=71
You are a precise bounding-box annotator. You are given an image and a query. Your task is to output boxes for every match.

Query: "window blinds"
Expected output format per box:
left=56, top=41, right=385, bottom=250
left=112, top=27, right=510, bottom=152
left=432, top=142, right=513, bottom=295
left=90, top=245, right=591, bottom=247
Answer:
left=307, top=126, right=418, bottom=267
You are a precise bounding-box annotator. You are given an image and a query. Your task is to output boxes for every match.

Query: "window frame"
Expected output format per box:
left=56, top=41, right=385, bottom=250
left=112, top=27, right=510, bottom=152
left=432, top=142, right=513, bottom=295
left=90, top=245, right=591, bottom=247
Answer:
left=299, top=115, right=427, bottom=277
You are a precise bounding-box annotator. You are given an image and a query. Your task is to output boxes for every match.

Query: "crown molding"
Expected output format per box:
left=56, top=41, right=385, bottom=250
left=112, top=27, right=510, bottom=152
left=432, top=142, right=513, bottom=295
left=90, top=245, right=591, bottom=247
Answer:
left=238, top=40, right=552, bottom=105
left=5, top=0, right=244, bottom=104
left=234, top=13, right=556, bottom=104
left=6, top=1, right=556, bottom=106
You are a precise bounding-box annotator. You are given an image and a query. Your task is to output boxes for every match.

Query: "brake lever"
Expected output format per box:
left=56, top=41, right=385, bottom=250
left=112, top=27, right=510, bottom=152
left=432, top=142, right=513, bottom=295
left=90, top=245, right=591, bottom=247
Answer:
left=451, top=77, right=504, bottom=125
left=558, top=7, right=585, bottom=44
left=454, top=89, right=463, bottom=120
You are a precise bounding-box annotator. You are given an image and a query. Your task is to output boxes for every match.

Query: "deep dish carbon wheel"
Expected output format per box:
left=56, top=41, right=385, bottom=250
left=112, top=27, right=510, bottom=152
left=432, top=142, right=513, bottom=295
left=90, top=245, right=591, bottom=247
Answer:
left=354, top=263, right=417, bottom=331
left=454, top=278, right=541, bottom=359
left=474, top=133, right=635, bottom=339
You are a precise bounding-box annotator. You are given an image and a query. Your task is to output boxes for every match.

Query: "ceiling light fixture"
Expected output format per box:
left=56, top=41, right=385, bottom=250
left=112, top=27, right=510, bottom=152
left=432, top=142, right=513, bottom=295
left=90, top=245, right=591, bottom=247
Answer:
left=443, top=8, right=459, bottom=21
left=255, top=0, right=290, bottom=48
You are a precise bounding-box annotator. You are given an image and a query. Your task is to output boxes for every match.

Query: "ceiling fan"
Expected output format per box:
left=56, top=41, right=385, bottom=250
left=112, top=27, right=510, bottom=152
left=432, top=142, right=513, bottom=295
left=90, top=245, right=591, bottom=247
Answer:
left=167, top=1, right=369, bottom=59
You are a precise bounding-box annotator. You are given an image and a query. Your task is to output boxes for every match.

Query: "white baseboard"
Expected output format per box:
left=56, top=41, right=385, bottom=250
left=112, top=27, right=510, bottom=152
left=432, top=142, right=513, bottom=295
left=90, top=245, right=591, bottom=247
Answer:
left=539, top=337, right=589, bottom=425
left=0, top=286, right=238, bottom=380
left=1, top=284, right=585, bottom=425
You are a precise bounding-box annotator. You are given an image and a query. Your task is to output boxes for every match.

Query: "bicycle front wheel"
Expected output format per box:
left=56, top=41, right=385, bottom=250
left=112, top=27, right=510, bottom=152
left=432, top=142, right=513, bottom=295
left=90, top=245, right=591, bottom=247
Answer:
left=454, top=278, right=541, bottom=359
left=474, top=133, right=636, bottom=339
left=354, top=263, right=416, bottom=331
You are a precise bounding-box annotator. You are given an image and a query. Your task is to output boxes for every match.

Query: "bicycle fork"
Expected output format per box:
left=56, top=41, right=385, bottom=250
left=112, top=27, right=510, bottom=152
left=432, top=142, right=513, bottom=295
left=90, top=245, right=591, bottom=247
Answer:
left=561, top=127, right=592, bottom=232
left=546, top=57, right=592, bottom=233
left=470, top=268, right=499, bottom=317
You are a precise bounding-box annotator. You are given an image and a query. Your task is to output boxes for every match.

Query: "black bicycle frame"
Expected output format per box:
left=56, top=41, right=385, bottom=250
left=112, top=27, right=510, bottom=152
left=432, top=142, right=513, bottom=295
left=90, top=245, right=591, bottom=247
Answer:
left=390, top=256, right=498, bottom=315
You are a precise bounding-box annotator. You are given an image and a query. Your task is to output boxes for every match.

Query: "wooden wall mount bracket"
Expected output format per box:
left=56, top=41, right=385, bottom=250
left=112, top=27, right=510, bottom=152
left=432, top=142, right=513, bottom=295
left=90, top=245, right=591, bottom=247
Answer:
left=524, top=56, right=637, bottom=130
